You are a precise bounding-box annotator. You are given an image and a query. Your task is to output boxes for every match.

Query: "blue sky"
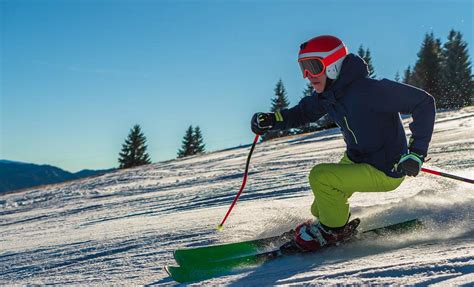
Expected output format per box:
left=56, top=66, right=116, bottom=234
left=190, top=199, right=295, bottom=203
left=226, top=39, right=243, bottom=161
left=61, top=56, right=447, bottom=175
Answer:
left=1, top=0, right=472, bottom=172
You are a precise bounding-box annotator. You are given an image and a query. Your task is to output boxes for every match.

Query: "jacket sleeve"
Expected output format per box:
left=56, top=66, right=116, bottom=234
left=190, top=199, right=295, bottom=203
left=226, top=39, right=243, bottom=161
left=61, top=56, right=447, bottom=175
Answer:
left=372, top=79, right=436, bottom=157
left=272, top=93, right=327, bottom=131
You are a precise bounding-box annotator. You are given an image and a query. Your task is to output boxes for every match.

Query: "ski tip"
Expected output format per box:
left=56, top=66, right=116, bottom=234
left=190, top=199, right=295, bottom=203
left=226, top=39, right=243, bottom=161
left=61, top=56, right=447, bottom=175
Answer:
left=172, top=250, right=180, bottom=265
left=350, top=218, right=361, bottom=228
left=164, top=265, right=171, bottom=276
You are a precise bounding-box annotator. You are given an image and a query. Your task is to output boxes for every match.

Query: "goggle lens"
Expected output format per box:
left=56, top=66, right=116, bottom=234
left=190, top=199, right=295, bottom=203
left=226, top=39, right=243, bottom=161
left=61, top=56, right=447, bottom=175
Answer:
left=299, top=58, right=325, bottom=78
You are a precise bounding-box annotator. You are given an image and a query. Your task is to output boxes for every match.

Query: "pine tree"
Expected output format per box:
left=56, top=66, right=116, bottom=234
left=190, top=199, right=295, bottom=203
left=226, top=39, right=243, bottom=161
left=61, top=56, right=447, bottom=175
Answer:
left=177, top=126, right=195, bottom=158
left=192, top=126, right=206, bottom=154
left=412, top=32, right=444, bottom=106
left=357, top=45, right=376, bottom=78
left=118, top=124, right=151, bottom=169
left=302, top=82, right=313, bottom=98
left=441, top=30, right=473, bottom=108
left=364, top=48, right=376, bottom=78
left=264, top=79, right=291, bottom=140
left=403, top=66, right=413, bottom=85
left=394, top=71, right=401, bottom=82
left=271, top=79, right=290, bottom=112
left=357, top=45, right=365, bottom=59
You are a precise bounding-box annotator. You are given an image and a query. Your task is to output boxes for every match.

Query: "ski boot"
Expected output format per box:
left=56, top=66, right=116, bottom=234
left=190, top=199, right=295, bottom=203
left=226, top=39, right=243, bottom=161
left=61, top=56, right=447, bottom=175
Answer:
left=294, top=218, right=360, bottom=252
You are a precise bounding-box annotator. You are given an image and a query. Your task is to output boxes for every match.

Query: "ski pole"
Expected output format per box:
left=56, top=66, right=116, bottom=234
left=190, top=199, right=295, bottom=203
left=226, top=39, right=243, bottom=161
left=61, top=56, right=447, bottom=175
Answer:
left=421, top=167, right=473, bottom=184
left=217, top=134, right=260, bottom=230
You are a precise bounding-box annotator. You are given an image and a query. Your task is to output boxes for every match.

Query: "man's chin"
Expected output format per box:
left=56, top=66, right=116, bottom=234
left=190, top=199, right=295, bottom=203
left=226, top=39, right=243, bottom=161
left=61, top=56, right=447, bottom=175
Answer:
left=312, top=85, right=323, bottom=93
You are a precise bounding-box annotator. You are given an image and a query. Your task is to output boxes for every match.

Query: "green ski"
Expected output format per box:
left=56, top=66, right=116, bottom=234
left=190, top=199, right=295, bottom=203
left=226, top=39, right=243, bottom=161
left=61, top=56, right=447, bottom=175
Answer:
left=165, top=218, right=423, bottom=283
left=173, top=229, right=293, bottom=267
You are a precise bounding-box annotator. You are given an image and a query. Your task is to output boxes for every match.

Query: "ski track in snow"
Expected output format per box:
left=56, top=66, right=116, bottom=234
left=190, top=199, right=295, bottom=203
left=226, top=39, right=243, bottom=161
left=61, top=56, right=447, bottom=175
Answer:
left=1, top=107, right=473, bottom=286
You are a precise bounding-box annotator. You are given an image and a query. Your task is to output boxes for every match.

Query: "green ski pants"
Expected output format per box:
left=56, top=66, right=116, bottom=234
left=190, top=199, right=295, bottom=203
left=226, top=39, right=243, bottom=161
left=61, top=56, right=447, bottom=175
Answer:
left=309, top=153, right=404, bottom=228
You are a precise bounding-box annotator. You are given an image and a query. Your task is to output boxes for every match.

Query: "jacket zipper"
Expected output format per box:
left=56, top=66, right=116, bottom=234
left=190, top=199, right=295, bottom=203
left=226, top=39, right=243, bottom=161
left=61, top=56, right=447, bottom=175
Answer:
left=344, top=116, right=359, bottom=144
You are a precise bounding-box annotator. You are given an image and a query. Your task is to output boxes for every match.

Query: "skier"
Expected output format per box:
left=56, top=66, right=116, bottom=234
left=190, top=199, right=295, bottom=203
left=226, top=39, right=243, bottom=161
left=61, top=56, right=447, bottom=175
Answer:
left=251, top=35, right=436, bottom=251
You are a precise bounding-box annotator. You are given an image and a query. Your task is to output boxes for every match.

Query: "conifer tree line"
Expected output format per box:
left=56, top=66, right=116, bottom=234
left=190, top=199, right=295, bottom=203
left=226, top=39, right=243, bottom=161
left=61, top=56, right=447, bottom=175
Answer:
left=403, top=30, right=473, bottom=109
left=357, top=45, right=376, bottom=78
left=177, top=125, right=206, bottom=158
left=117, top=124, right=207, bottom=169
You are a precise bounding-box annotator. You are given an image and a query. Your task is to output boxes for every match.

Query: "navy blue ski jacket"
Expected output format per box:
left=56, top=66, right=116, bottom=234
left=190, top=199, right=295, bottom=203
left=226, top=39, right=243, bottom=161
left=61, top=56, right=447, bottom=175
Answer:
left=273, top=54, right=436, bottom=178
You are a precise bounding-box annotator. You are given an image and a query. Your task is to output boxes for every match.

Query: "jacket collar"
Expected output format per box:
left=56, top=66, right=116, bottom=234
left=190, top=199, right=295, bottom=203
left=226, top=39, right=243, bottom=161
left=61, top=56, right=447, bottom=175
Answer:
left=319, top=54, right=369, bottom=102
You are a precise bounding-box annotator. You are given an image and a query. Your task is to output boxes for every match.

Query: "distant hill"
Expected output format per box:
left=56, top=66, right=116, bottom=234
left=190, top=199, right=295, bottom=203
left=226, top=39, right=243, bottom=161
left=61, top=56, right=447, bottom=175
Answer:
left=0, top=160, right=114, bottom=193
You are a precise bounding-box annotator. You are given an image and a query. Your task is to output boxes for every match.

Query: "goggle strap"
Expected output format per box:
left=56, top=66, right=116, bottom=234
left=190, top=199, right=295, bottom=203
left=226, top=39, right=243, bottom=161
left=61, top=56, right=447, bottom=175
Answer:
left=299, top=45, right=347, bottom=67
left=320, top=46, right=347, bottom=67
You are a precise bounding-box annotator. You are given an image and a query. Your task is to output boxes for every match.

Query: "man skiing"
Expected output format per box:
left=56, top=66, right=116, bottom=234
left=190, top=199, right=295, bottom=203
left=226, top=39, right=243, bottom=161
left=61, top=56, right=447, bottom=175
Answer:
left=251, top=35, right=436, bottom=251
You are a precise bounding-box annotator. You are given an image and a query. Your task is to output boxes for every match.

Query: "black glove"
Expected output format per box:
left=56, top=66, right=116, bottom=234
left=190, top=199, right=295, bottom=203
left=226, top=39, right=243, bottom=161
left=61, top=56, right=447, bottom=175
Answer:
left=251, top=112, right=276, bottom=135
left=396, top=151, right=424, bottom=176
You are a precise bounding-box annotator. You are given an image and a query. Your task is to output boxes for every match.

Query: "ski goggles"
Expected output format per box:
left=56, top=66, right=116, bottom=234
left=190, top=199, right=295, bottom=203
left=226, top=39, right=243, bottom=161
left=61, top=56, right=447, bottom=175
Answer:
left=298, top=57, right=325, bottom=78
left=298, top=44, right=348, bottom=78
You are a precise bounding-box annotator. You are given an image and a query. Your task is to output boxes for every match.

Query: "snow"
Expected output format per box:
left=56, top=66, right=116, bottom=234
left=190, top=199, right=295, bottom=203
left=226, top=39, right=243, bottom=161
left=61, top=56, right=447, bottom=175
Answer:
left=1, top=107, right=473, bottom=286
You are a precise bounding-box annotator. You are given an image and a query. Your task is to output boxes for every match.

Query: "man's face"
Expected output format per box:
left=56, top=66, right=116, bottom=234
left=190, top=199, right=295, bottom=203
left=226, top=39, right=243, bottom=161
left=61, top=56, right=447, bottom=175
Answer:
left=307, top=72, right=327, bottom=93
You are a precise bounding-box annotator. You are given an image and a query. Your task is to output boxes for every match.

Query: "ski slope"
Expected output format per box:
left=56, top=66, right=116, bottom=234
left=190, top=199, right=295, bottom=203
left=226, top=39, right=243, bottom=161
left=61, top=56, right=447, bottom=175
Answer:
left=1, top=107, right=473, bottom=286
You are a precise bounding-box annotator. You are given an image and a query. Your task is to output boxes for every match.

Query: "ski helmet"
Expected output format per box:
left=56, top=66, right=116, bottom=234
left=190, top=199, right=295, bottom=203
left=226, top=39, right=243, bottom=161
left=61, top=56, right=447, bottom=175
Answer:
left=298, top=35, right=348, bottom=80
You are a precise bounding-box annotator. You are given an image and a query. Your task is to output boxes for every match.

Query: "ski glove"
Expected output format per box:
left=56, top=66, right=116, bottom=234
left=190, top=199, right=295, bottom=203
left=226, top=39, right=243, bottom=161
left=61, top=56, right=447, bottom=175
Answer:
left=396, top=152, right=424, bottom=177
left=251, top=112, right=276, bottom=135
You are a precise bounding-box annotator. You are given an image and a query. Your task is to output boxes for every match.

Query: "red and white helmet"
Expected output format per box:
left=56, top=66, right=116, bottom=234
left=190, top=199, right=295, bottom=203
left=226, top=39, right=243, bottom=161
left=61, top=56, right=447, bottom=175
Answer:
left=298, top=35, right=348, bottom=80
